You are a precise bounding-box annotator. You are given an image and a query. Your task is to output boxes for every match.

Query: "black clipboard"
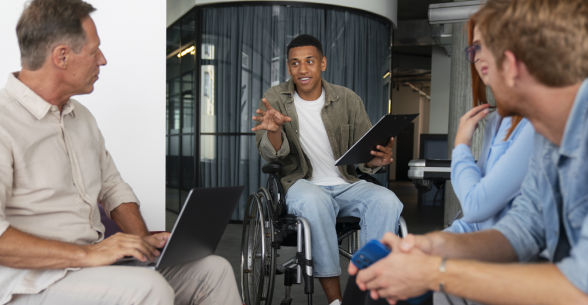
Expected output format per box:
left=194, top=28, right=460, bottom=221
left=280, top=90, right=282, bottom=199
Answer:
left=335, top=114, right=419, bottom=166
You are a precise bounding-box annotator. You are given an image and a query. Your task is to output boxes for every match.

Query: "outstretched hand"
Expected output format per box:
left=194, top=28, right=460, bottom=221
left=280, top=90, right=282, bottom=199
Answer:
left=251, top=98, right=291, bottom=133
left=455, top=103, right=490, bottom=148
left=366, top=137, right=395, bottom=168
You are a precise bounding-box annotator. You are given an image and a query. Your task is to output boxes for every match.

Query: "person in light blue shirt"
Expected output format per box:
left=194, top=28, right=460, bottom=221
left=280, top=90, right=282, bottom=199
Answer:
left=448, top=112, right=534, bottom=233
left=446, top=21, right=535, bottom=234
left=348, top=0, right=588, bottom=303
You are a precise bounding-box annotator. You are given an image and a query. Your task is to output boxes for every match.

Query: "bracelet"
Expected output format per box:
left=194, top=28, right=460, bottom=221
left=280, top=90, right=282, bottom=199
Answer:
left=439, top=257, right=447, bottom=293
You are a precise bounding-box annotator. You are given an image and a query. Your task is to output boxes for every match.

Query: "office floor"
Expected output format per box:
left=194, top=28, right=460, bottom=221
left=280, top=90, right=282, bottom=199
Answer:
left=166, top=181, right=444, bottom=304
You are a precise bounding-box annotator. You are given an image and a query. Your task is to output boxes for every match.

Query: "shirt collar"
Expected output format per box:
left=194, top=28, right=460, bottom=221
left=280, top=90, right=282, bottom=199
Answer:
left=559, top=78, right=588, bottom=158
left=280, top=78, right=339, bottom=104
left=5, top=72, right=75, bottom=120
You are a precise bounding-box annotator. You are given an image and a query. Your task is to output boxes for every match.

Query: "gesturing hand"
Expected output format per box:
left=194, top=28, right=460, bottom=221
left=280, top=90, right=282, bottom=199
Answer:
left=455, top=103, right=490, bottom=148
left=366, top=137, right=395, bottom=168
left=251, top=98, right=291, bottom=133
left=79, top=232, right=160, bottom=267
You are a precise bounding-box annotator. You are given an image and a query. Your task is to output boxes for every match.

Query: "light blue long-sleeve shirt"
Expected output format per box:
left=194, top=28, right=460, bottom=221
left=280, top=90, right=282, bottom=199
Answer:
left=494, top=78, right=588, bottom=294
left=446, top=110, right=535, bottom=233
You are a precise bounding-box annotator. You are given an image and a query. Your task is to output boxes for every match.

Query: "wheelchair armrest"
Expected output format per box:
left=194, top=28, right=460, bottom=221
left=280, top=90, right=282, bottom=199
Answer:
left=262, top=162, right=282, bottom=174
left=355, top=165, right=387, bottom=175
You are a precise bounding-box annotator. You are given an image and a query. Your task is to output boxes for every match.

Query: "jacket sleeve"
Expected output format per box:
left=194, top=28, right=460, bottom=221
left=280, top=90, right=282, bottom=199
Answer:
left=451, top=120, right=535, bottom=223
left=352, top=95, right=382, bottom=175
left=255, top=97, right=290, bottom=163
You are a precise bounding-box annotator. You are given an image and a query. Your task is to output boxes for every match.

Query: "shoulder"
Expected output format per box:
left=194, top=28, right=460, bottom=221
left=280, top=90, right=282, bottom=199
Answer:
left=263, top=80, right=292, bottom=107
left=325, top=81, right=361, bottom=101
left=0, top=87, right=17, bottom=112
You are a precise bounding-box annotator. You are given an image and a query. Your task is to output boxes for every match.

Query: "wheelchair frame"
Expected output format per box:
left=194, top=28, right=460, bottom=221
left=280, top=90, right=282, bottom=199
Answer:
left=241, top=163, right=407, bottom=305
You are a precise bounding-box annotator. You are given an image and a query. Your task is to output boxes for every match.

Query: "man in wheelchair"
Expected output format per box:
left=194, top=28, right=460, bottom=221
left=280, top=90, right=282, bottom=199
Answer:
left=252, top=34, right=403, bottom=304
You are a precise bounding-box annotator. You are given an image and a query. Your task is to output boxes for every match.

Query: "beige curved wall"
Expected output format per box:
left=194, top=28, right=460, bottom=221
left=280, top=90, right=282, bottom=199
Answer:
left=167, top=0, right=397, bottom=27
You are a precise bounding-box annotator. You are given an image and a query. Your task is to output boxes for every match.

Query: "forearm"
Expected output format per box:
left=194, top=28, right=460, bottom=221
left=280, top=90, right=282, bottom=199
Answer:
left=0, top=227, right=87, bottom=269
left=429, top=229, right=517, bottom=262
left=429, top=259, right=588, bottom=305
left=110, top=202, right=150, bottom=237
left=267, top=130, right=282, bottom=151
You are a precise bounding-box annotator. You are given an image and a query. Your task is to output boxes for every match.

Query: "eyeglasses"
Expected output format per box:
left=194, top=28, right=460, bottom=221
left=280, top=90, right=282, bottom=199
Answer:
left=464, top=44, right=482, bottom=63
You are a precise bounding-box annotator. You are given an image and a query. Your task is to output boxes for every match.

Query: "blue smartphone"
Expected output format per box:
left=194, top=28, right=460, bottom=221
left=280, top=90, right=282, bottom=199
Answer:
left=351, top=239, right=391, bottom=270
left=352, top=239, right=432, bottom=304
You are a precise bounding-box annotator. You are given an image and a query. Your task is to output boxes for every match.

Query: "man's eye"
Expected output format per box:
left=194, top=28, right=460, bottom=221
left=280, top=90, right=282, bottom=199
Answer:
left=292, top=62, right=298, bottom=66
left=308, top=61, right=314, bottom=64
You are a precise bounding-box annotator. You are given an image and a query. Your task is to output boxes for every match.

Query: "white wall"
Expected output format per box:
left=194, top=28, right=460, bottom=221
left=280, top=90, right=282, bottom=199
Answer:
left=167, top=0, right=397, bottom=27
left=429, top=45, right=451, bottom=134
left=0, top=0, right=166, bottom=231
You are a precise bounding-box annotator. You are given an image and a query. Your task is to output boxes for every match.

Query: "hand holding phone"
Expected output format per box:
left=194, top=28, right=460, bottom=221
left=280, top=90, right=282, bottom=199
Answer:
left=351, top=239, right=391, bottom=270
left=351, top=239, right=432, bottom=304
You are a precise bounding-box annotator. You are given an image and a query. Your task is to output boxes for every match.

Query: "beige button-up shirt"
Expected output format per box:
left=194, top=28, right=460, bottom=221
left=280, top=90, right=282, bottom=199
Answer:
left=0, top=73, right=139, bottom=304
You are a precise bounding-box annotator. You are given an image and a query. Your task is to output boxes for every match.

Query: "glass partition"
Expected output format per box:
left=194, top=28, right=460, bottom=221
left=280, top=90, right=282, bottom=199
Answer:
left=167, top=3, right=392, bottom=220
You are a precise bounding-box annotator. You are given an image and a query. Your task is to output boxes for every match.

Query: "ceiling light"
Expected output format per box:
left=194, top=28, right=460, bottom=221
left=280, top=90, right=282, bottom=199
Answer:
left=177, top=45, right=196, bottom=58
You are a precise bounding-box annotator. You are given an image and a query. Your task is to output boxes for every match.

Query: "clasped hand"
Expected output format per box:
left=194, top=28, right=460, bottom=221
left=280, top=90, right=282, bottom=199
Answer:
left=348, top=233, right=437, bottom=304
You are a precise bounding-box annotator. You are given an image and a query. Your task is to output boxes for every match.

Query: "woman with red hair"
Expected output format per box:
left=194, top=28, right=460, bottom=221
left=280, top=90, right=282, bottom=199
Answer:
left=446, top=18, right=535, bottom=233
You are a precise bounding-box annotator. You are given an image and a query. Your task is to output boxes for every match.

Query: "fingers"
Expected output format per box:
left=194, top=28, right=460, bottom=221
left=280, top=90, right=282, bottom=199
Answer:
left=111, top=233, right=158, bottom=261
left=274, top=112, right=292, bottom=124
left=464, top=103, right=490, bottom=118
left=399, top=234, right=415, bottom=253
left=380, top=232, right=399, bottom=248
left=261, top=98, right=274, bottom=111
left=386, top=137, right=395, bottom=148
left=348, top=261, right=359, bottom=275
left=472, top=107, right=490, bottom=122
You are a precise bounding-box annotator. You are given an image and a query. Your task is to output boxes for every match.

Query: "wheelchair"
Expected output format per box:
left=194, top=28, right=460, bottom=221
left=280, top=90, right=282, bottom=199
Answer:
left=241, top=162, right=408, bottom=305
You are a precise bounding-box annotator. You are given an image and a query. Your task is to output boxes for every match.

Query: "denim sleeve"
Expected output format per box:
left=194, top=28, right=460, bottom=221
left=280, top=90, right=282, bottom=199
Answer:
left=557, top=207, right=588, bottom=294
left=493, top=155, right=547, bottom=262
left=444, top=219, right=478, bottom=233
left=451, top=122, right=535, bottom=223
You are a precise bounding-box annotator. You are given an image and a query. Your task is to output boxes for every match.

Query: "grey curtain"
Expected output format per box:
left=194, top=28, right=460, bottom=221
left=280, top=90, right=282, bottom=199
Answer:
left=200, top=5, right=391, bottom=220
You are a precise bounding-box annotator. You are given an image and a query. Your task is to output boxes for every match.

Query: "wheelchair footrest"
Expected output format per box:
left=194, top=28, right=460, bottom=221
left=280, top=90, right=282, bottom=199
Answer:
left=280, top=299, right=293, bottom=305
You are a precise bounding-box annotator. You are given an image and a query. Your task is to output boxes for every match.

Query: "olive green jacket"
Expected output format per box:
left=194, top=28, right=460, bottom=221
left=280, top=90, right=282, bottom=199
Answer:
left=255, top=78, right=381, bottom=193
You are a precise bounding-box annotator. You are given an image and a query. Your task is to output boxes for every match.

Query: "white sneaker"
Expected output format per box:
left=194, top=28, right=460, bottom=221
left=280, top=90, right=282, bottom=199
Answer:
left=329, top=300, right=341, bottom=305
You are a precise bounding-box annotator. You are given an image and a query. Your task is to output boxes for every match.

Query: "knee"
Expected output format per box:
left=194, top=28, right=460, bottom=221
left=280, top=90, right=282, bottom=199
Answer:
left=198, top=255, right=234, bottom=280
left=127, top=269, right=175, bottom=303
left=286, top=186, right=332, bottom=215
left=371, top=190, right=403, bottom=214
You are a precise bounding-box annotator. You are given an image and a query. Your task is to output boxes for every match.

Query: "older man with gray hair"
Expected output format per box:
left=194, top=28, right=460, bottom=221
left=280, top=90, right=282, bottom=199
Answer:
left=0, top=0, right=242, bottom=304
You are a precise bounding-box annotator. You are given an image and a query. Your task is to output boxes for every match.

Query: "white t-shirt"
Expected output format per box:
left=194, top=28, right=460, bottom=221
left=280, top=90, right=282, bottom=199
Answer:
left=294, top=89, right=349, bottom=186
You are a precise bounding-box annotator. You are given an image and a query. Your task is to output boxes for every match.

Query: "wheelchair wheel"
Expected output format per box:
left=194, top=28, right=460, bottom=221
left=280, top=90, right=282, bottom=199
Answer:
left=241, top=191, right=276, bottom=305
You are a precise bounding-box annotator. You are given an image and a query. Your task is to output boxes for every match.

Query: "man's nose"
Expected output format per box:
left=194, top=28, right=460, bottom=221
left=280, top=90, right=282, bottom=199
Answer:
left=98, top=48, right=107, bottom=66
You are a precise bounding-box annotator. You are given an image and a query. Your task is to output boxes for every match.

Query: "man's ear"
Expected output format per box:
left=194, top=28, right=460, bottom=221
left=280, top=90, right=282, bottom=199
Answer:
left=321, top=55, right=327, bottom=72
left=502, top=51, right=519, bottom=88
left=52, top=45, right=69, bottom=69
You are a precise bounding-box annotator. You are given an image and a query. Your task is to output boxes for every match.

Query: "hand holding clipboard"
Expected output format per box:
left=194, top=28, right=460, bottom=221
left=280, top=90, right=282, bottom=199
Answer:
left=335, top=114, right=419, bottom=166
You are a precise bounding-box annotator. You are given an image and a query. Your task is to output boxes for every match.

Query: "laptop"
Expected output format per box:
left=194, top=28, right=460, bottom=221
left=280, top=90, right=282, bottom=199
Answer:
left=113, top=186, right=244, bottom=270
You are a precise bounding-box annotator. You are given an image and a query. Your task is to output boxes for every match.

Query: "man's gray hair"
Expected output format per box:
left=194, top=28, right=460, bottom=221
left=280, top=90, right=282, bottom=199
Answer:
left=16, top=0, right=96, bottom=71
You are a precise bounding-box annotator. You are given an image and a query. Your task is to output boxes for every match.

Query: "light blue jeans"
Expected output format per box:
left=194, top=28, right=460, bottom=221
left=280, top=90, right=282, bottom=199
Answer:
left=285, top=179, right=403, bottom=277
